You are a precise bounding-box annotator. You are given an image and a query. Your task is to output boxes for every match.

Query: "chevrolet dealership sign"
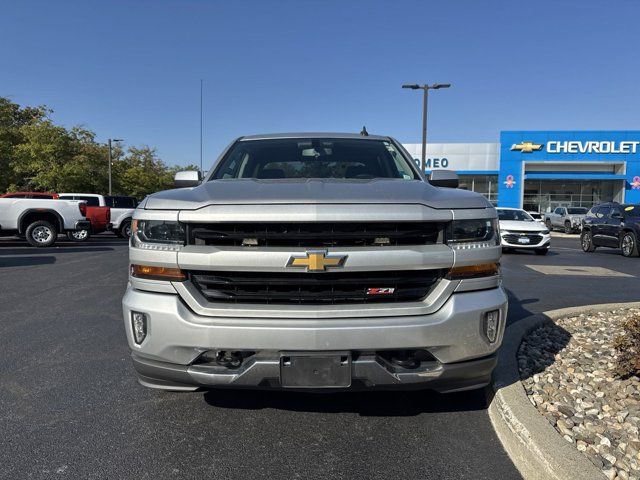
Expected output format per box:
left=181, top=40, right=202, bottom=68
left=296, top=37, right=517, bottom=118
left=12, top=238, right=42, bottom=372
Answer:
left=547, top=141, right=640, bottom=154
left=512, top=140, right=640, bottom=154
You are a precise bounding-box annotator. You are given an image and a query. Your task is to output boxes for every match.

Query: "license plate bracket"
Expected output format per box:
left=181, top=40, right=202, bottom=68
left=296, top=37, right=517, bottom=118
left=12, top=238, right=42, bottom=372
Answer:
left=280, top=353, right=351, bottom=388
left=518, top=237, right=531, bottom=244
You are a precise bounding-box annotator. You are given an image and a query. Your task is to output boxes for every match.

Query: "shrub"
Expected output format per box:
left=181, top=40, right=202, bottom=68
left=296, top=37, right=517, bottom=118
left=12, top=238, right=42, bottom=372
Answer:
left=613, top=313, right=640, bottom=378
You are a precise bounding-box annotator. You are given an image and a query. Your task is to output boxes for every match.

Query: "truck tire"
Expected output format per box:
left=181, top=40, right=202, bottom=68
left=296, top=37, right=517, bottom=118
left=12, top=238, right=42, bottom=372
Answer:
left=564, top=221, right=572, bottom=234
left=621, top=231, right=639, bottom=257
left=119, top=219, right=132, bottom=238
left=581, top=230, right=596, bottom=253
left=66, top=229, right=91, bottom=242
left=545, top=219, right=553, bottom=231
left=25, top=220, right=57, bottom=247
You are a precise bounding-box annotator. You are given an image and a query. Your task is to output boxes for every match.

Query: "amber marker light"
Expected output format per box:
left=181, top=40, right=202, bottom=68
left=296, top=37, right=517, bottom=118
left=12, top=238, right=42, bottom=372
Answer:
left=130, top=264, right=186, bottom=281
left=446, top=263, right=500, bottom=280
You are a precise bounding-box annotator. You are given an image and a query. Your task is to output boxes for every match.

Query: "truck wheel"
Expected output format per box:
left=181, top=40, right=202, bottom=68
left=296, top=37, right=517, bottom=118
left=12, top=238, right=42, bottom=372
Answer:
left=621, top=232, right=639, bottom=257
left=564, top=221, right=572, bottom=234
left=119, top=219, right=132, bottom=238
left=66, top=229, right=91, bottom=242
left=25, top=220, right=57, bottom=247
left=581, top=231, right=596, bottom=252
left=545, top=219, right=553, bottom=231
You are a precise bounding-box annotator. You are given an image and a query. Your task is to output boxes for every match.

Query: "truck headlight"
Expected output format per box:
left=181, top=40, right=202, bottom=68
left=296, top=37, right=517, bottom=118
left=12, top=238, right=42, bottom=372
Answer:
left=131, top=220, right=185, bottom=251
left=447, top=219, right=500, bottom=250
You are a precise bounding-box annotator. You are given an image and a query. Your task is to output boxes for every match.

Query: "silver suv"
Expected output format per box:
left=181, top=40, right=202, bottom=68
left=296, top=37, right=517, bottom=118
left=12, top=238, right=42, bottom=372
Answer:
left=122, top=133, right=507, bottom=392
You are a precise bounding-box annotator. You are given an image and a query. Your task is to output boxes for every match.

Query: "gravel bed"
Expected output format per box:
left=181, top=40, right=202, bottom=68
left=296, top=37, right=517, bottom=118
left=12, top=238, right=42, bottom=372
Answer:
left=519, top=308, right=640, bottom=480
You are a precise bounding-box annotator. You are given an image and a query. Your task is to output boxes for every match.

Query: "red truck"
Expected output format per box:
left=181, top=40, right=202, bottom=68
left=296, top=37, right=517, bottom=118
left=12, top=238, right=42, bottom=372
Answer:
left=1, top=191, right=110, bottom=241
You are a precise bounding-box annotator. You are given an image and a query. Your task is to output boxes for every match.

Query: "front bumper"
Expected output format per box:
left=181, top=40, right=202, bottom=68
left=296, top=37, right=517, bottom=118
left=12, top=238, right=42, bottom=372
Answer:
left=122, top=285, right=508, bottom=391
left=500, top=232, right=551, bottom=249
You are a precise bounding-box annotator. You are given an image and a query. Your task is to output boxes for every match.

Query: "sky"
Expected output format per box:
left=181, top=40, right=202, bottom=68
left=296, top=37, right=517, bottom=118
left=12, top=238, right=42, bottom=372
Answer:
left=2, top=0, right=640, bottom=168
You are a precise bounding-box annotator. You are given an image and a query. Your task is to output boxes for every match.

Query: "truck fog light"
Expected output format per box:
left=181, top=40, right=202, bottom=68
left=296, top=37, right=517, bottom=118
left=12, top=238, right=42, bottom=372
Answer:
left=131, top=312, right=148, bottom=344
left=483, top=310, right=500, bottom=343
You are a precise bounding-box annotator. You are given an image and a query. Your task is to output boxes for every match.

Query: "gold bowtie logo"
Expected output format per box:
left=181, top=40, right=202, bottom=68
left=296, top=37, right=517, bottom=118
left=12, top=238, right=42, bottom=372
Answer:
left=511, top=141, right=543, bottom=153
left=287, top=250, right=347, bottom=272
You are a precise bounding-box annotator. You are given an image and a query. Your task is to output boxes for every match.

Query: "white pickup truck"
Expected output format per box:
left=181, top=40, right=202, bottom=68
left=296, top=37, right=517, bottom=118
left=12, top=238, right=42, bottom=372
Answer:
left=0, top=198, right=90, bottom=247
left=58, top=193, right=137, bottom=237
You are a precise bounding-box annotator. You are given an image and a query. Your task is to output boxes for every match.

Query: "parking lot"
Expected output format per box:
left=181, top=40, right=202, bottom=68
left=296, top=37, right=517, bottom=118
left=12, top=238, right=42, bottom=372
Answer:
left=1, top=233, right=639, bottom=479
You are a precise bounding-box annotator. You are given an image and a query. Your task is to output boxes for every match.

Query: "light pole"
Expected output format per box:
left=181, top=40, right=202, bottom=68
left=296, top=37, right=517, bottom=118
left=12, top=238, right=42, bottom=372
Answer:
left=402, top=83, right=451, bottom=173
left=108, top=138, right=123, bottom=196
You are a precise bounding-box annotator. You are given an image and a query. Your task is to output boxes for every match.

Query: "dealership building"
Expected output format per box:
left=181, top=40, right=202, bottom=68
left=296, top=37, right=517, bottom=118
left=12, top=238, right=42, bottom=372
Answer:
left=403, top=130, right=640, bottom=212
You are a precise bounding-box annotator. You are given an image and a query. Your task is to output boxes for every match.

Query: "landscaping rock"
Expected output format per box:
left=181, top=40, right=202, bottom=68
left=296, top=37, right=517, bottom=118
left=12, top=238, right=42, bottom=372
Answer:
left=519, top=308, right=640, bottom=479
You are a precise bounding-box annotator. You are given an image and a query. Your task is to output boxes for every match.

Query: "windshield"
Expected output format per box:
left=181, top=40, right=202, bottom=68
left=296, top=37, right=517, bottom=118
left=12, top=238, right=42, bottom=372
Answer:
left=567, top=207, right=588, bottom=214
left=497, top=209, right=534, bottom=222
left=210, top=138, right=418, bottom=180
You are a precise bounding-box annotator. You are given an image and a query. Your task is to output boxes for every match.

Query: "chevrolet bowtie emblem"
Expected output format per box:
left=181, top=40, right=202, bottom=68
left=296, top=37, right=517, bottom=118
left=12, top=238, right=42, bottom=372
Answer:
left=287, top=250, right=347, bottom=272
left=511, top=141, right=543, bottom=153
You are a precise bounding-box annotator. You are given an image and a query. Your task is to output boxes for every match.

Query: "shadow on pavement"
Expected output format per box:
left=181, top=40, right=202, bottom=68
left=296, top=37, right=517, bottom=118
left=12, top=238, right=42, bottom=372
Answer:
left=0, top=247, right=114, bottom=255
left=505, top=288, right=538, bottom=327
left=203, top=386, right=489, bottom=416
left=0, top=255, right=56, bottom=267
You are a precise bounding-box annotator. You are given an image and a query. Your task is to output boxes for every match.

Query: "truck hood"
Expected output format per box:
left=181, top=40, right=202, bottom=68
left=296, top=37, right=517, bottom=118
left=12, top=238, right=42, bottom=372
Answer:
left=499, top=220, right=547, bottom=232
left=142, top=179, right=492, bottom=210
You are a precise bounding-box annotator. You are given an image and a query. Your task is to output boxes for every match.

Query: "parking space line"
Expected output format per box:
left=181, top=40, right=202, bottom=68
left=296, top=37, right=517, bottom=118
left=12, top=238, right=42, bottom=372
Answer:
left=525, top=265, right=633, bottom=277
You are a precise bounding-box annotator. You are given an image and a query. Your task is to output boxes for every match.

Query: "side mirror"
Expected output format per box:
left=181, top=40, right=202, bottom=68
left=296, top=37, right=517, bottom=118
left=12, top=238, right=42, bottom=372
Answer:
left=174, top=170, right=202, bottom=188
left=428, top=169, right=459, bottom=188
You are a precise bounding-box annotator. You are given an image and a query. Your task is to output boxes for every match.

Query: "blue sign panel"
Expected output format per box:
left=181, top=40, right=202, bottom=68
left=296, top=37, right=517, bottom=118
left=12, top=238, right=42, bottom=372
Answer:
left=499, top=131, right=640, bottom=208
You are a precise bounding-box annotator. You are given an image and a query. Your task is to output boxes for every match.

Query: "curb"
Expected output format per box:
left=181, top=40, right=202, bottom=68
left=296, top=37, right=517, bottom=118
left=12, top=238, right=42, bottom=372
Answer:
left=489, top=302, right=640, bottom=480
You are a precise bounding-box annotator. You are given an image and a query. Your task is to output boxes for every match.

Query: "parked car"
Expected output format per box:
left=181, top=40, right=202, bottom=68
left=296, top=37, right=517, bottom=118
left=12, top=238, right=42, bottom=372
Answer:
left=497, top=208, right=551, bottom=255
left=105, top=196, right=138, bottom=237
left=57, top=193, right=111, bottom=241
left=123, top=132, right=507, bottom=392
left=545, top=206, right=588, bottom=233
left=527, top=211, right=544, bottom=224
left=0, top=197, right=90, bottom=247
left=1, top=191, right=59, bottom=199
left=581, top=203, right=640, bottom=257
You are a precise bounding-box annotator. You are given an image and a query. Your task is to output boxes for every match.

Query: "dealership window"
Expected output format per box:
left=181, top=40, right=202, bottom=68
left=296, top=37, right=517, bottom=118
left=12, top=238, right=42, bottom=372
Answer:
left=458, top=175, right=498, bottom=205
left=523, top=179, right=620, bottom=213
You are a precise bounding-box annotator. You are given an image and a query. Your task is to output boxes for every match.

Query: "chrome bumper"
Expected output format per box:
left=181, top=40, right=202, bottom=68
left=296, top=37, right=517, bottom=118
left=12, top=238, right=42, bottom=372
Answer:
left=122, top=285, right=508, bottom=391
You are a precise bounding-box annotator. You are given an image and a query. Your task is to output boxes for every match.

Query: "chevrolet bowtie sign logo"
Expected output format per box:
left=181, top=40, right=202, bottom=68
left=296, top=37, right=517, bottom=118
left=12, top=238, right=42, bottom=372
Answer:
left=287, top=250, right=347, bottom=272
left=510, top=141, right=543, bottom=153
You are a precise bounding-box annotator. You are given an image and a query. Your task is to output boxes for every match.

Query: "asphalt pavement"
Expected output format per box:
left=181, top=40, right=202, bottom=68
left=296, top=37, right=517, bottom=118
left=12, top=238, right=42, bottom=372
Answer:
left=1, top=233, right=638, bottom=479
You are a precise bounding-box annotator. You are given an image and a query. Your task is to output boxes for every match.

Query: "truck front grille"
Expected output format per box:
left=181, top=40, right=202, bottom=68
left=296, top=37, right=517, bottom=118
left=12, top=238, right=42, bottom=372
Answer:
left=187, top=222, right=442, bottom=247
left=188, top=270, right=442, bottom=305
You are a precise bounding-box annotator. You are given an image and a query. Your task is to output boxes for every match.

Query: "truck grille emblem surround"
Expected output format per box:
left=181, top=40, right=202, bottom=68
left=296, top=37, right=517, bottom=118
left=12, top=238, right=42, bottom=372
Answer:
left=286, top=250, right=347, bottom=272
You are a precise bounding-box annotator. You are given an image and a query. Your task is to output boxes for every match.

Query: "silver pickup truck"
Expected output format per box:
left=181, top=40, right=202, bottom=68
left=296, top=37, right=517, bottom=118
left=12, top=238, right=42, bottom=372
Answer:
left=122, top=133, right=507, bottom=392
left=544, top=206, right=588, bottom=233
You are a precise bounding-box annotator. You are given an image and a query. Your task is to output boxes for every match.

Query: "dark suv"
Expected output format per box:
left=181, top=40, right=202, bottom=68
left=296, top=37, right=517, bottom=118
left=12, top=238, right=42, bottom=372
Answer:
left=581, top=203, right=640, bottom=257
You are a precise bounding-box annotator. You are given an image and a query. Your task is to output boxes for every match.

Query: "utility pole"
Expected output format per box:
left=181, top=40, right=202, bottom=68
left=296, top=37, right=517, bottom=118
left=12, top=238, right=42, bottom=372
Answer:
left=200, top=79, right=203, bottom=175
left=107, top=138, right=123, bottom=195
left=402, top=83, right=451, bottom=173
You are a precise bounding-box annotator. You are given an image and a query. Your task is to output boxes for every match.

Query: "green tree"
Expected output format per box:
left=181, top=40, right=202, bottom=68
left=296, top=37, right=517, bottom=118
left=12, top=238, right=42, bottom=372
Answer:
left=1, top=96, right=195, bottom=198
left=0, top=97, right=50, bottom=192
